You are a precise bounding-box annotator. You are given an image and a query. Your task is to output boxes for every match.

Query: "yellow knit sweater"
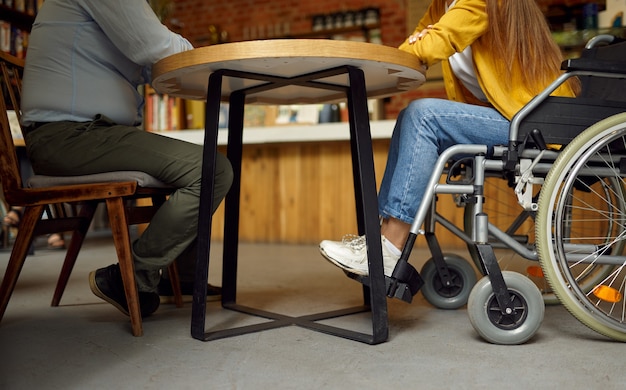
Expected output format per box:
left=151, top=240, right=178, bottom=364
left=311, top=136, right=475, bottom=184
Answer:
left=398, top=0, right=576, bottom=120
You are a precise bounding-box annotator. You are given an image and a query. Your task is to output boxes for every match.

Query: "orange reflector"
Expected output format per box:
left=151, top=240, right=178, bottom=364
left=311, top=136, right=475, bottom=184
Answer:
left=593, top=285, right=623, bottom=303
left=527, top=266, right=544, bottom=278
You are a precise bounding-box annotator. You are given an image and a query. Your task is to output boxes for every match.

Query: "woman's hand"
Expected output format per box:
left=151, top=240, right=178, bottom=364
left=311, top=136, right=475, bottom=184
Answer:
left=408, top=25, right=433, bottom=44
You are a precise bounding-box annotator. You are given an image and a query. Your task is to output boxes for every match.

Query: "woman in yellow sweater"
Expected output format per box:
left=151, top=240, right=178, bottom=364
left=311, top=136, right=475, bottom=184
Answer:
left=320, top=0, right=579, bottom=276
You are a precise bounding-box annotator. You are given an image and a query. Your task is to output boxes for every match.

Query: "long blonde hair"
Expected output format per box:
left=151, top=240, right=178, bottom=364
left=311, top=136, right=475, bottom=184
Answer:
left=484, top=0, right=580, bottom=93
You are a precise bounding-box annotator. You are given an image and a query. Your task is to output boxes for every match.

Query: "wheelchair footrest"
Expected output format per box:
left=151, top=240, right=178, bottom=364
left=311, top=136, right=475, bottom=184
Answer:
left=346, top=260, right=424, bottom=304
left=385, top=275, right=423, bottom=303
left=388, top=260, right=424, bottom=302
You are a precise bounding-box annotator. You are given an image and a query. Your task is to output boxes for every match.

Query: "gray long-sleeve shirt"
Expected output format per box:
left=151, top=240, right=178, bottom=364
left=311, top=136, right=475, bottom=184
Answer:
left=22, top=0, right=193, bottom=127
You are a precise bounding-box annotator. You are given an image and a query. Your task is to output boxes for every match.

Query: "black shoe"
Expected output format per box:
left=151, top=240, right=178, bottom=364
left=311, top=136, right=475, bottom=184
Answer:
left=157, top=279, right=222, bottom=303
left=89, top=264, right=160, bottom=317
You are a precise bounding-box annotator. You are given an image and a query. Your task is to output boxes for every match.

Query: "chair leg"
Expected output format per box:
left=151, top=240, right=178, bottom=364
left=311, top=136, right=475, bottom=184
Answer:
left=51, top=202, right=98, bottom=307
left=0, top=205, right=44, bottom=322
left=1, top=224, right=8, bottom=248
left=106, top=197, right=143, bottom=337
left=167, top=260, right=184, bottom=308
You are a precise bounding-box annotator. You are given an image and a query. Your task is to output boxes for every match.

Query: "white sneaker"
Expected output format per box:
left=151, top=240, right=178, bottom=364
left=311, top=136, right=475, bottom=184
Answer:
left=319, top=234, right=400, bottom=277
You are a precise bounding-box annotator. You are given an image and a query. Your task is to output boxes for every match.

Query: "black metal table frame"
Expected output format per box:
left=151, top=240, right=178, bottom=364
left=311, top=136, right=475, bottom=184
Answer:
left=191, top=65, right=389, bottom=344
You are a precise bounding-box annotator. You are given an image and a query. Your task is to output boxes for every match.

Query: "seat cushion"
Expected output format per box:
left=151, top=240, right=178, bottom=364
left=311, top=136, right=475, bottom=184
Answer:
left=27, top=171, right=171, bottom=189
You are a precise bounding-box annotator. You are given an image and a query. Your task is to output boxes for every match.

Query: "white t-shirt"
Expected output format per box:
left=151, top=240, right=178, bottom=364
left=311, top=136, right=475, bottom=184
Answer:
left=446, top=0, right=488, bottom=102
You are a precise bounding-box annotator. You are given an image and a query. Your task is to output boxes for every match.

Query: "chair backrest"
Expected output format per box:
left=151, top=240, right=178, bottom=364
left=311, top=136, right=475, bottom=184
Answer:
left=0, top=51, right=26, bottom=204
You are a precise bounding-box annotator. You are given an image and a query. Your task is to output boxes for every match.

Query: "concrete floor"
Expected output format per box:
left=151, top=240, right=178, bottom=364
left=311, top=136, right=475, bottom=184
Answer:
left=1, top=231, right=626, bottom=389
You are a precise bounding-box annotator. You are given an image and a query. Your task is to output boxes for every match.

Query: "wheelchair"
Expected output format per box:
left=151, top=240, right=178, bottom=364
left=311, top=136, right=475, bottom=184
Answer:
left=380, top=34, right=626, bottom=344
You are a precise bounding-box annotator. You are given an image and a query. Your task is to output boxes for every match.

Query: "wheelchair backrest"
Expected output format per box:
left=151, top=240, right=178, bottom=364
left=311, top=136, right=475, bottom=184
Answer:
left=579, top=39, right=626, bottom=101
left=517, top=38, right=626, bottom=146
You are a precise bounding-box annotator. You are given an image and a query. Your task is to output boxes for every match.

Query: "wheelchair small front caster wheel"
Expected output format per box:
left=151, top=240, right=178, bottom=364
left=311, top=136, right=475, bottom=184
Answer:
left=467, top=271, right=544, bottom=344
left=420, top=254, right=477, bottom=310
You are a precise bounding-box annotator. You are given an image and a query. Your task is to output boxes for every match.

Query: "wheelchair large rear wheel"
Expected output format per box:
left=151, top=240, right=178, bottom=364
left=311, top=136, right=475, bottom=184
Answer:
left=537, top=113, right=626, bottom=341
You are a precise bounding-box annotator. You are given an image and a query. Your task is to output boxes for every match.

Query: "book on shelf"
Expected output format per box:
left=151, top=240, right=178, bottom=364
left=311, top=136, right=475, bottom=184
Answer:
left=185, top=100, right=205, bottom=130
left=0, top=22, right=27, bottom=58
left=14, top=0, right=25, bottom=12
left=144, top=89, right=184, bottom=132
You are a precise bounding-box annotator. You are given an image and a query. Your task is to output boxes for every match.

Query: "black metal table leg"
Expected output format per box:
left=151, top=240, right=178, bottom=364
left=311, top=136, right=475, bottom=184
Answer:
left=191, top=70, right=225, bottom=340
left=345, top=66, right=388, bottom=343
left=191, top=66, right=389, bottom=344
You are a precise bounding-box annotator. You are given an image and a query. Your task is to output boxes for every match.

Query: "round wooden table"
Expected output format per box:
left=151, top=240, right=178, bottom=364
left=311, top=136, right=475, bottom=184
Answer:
left=152, top=39, right=425, bottom=344
left=152, top=39, right=425, bottom=103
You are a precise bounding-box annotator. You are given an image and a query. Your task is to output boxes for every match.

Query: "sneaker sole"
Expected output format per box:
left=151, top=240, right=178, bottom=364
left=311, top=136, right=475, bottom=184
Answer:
left=319, top=247, right=369, bottom=276
left=89, top=271, right=129, bottom=316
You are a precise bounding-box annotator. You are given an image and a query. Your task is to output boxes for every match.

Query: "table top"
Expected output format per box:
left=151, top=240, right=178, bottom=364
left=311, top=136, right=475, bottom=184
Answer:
left=151, top=39, right=425, bottom=104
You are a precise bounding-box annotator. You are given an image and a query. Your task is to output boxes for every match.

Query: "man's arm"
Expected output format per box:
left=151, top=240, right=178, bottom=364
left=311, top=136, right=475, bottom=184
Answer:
left=79, top=0, right=193, bottom=66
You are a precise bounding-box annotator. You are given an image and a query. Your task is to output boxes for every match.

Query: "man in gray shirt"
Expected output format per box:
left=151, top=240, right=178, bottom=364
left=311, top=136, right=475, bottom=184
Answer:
left=21, top=0, right=233, bottom=316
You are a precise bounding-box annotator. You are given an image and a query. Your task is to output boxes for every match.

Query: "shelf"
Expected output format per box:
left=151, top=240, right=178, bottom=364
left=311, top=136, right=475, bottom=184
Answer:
left=285, top=23, right=380, bottom=40
left=0, top=5, right=35, bottom=31
left=153, top=119, right=396, bottom=146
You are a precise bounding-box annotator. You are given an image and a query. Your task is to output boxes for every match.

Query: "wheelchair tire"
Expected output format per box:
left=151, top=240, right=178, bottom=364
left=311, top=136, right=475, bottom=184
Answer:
left=536, top=112, right=626, bottom=341
left=420, top=254, right=476, bottom=310
left=467, top=271, right=544, bottom=345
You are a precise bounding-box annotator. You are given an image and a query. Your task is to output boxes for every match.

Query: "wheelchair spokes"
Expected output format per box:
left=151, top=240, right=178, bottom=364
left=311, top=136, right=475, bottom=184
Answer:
left=537, top=113, right=626, bottom=341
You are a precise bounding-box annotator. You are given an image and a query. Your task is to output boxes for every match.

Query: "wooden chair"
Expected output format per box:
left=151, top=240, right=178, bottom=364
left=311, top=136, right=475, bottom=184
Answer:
left=0, top=51, right=182, bottom=336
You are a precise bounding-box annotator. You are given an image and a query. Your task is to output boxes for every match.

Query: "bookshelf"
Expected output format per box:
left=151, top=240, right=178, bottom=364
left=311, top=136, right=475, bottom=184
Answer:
left=279, top=23, right=380, bottom=43
left=0, top=1, right=44, bottom=58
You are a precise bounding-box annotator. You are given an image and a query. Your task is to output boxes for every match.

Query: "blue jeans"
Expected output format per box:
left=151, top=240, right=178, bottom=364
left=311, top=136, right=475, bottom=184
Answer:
left=378, top=98, right=510, bottom=224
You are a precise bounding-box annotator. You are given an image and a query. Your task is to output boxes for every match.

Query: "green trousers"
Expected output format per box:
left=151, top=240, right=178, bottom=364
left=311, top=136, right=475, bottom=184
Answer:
left=25, top=115, right=233, bottom=292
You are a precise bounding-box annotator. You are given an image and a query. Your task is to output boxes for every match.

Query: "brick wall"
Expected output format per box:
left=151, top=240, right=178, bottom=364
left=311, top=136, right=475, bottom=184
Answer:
left=170, top=0, right=408, bottom=46
left=168, top=0, right=593, bottom=45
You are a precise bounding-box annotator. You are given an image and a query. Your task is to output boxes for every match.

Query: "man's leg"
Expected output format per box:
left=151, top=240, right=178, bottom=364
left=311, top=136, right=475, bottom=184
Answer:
left=26, top=117, right=233, bottom=293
